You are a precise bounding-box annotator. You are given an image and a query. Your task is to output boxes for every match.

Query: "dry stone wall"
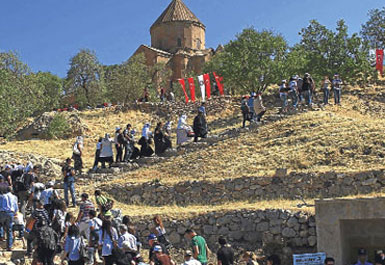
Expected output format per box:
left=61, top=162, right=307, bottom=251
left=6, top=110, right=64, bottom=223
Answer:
left=103, top=169, right=385, bottom=206
left=130, top=209, right=316, bottom=265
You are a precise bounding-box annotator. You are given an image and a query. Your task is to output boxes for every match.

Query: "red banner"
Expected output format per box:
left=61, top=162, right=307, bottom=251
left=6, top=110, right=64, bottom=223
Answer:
left=187, top=77, right=196, bottom=102
left=178, top=79, right=189, bottom=103
left=213, top=72, right=224, bottom=96
left=203, top=73, right=211, bottom=99
left=376, top=49, right=384, bottom=76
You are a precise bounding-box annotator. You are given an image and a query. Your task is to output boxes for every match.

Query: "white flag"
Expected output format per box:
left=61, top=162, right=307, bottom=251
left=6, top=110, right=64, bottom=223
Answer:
left=198, top=75, right=205, bottom=101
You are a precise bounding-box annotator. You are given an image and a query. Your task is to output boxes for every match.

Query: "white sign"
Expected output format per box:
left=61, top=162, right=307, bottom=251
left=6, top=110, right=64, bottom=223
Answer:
left=293, top=252, right=326, bottom=265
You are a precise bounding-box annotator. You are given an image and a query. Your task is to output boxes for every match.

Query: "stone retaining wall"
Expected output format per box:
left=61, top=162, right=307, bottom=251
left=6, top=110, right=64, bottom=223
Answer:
left=129, top=209, right=316, bottom=265
left=103, top=170, right=385, bottom=206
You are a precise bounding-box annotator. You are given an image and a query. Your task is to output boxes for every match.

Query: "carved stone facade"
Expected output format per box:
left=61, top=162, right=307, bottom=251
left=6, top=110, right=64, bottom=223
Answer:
left=133, top=0, right=215, bottom=87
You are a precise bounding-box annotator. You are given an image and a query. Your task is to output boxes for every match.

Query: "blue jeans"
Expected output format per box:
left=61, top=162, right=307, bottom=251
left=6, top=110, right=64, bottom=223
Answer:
left=304, top=90, right=312, bottom=105
left=323, top=88, right=330, bottom=104
left=290, top=90, right=298, bottom=107
left=0, top=211, right=14, bottom=249
left=334, top=89, right=341, bottom=104
left=280, top=94, right=288, bottom=108
left=64, top=181, right=76, bottom=207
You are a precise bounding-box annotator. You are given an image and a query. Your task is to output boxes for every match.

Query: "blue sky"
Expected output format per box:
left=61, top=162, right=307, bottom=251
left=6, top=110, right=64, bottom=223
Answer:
left=0, top=0, right=382, bottom=77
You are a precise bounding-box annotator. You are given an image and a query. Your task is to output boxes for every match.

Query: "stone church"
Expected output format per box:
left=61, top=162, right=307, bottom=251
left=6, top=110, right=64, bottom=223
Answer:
left=133, top=0, right=217, bottom=88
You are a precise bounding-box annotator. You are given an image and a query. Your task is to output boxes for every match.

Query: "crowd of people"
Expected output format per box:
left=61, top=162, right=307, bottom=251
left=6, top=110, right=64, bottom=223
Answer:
left=278, top=73, right=343, bottom=113
left=0, top=162, right=287, bottom=265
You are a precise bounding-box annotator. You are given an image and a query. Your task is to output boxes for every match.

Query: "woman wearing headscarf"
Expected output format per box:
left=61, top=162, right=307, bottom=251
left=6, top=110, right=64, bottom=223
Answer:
left=193, top=107, right=208, bottom=142
left=153, top=122, right=172, bottom=155
left=138, top=123, right=154, bottom=157
left=99, top=134, right=114, bottom=168
left=176, top=114, right=192, bottom=145
left=72, top=136, right=83, bottom=175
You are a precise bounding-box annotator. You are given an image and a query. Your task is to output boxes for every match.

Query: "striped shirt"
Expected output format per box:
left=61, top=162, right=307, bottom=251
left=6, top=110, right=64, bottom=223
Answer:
left=79, top=200, right=95, bottom=222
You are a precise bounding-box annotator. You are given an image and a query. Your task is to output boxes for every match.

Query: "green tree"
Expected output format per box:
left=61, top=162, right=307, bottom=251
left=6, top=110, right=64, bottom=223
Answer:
left=31, top=72, right=64, bottom=111
left=108, top=54, right=150, bottom=104
left=361, top=7, right=385, bottom=48
left=66, top=49, right=105, bottom=106
left=299, top=20, right=375, bottom=84
left=204, top=27, right=288, bottom=95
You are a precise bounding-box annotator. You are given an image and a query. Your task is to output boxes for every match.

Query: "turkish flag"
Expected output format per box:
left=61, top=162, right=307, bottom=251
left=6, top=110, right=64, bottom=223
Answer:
left=187, top=77, right=196, bottom=102
left=203, top=73, right=211, bottom=99
left=213, top=72, right=225, bottom=95
left=376, top=49, right=384, bottom=76
left=178, top=79, right=189, bottom=103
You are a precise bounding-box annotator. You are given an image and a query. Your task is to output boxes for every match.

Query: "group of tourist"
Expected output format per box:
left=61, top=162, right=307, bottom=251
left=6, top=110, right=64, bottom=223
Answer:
left=278, top=73, right=343, bottom=112
left=66, top=106, right=208, bottom=172
left=0, top=157, right=381, bottom=265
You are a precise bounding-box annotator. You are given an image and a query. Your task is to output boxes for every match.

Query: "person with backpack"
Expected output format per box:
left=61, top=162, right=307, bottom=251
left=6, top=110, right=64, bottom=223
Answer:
left=72, top=136, right=84, bottom=175
left=40, top=181, right=59, bottom=218
left=76, top=193, right=95, bottom=240
left=332, top=74, right=343, bottom=105
left=17, top=164, right=41, bottom=218
left=62, top=224, right=85, bottom=265
left=241, top=96, right=251, bottom=128
left=98, top=219, right=119, bottom=265
left=94, top=189, right=114, bottom=217
left=26, top=198, right=51, bottom=257
left=34, top=221, right=59, bottom=265
left=88, top=210, right=103, bottom=265
left=62, top=158, right=77, bottom=208
left=0, top=186, right=18, bottom=251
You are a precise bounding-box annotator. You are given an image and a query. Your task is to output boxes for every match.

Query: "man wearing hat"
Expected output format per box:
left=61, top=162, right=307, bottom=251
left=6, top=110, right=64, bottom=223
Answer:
left=355, top=248, right=373, bottom=265
left=150, top=245, right=175, bottom=265
left=183, top=250, right=201, bottom=265
left=148, top=234, right=169, bottom=263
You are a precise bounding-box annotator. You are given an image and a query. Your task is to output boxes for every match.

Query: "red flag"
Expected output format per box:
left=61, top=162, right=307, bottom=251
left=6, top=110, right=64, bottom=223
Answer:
left=187, top=77, right=196, bottom=102
left=203, top=73, right=211, bottom=99
left=178, top=79, right=189, bottom=103
left=213, top=72, right=224, bottom=96
left=376, top=49, right=384, bottom=76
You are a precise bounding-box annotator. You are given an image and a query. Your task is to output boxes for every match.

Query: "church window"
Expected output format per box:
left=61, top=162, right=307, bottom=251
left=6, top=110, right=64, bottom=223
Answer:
left=196, top=39, right=201, bottom=50
left=177, top=38, right=182, bottom=47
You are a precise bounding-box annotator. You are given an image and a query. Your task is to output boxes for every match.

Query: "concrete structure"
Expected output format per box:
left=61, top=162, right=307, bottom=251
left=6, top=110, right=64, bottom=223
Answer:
left=133, top=0, right=215, bottom=87
left=316, top=197, right=385, bottom=264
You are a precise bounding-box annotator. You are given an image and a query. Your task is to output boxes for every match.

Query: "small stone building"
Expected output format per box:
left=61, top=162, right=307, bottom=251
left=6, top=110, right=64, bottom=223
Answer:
left=133, top=0, right=215, bottom=87
left=316, top=197, right=385, bottom=264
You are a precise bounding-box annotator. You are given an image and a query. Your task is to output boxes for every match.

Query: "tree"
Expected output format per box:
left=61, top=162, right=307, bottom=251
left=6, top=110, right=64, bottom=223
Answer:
left=31, top=72, right=64, bottom=111
left=107, top=54, right=150, bottom=104
left=299, top=20, right=375, bottom=84
left=66, top=49, right=105, bottom=106
left=361, top=7, right=385, bottom=48
left=204, top=28, right=288, bottom=95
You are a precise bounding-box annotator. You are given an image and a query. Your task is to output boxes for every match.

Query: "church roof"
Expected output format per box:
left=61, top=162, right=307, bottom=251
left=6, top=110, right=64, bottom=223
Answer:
left=151, top=0, right=204, bottom=29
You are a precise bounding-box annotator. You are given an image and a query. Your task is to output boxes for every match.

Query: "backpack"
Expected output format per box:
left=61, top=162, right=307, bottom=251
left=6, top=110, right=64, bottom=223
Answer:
left=241, top=101, right=250, bottom=113
left=14, top=172, right=27, bottom=192
left=37, top=226, right=58, bottom=250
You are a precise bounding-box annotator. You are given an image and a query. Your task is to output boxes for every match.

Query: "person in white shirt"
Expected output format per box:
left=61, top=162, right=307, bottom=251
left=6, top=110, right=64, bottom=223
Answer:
left=118, top=224, right=137, bottom=253
left=99, top=134, right=114, bottom=168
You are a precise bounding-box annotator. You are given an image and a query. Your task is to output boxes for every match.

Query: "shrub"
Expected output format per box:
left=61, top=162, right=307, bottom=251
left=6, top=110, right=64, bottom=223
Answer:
left=46, top=114, right=70, bottom=139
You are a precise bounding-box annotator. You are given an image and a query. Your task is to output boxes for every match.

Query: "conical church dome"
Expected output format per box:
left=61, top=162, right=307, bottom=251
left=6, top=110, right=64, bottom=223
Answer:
left=151, top=0, right=205, bottom=29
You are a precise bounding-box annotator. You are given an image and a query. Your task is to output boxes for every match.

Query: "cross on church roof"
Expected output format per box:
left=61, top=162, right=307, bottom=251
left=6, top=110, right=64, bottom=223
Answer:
left=151, top=0, right=204, bottom=29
